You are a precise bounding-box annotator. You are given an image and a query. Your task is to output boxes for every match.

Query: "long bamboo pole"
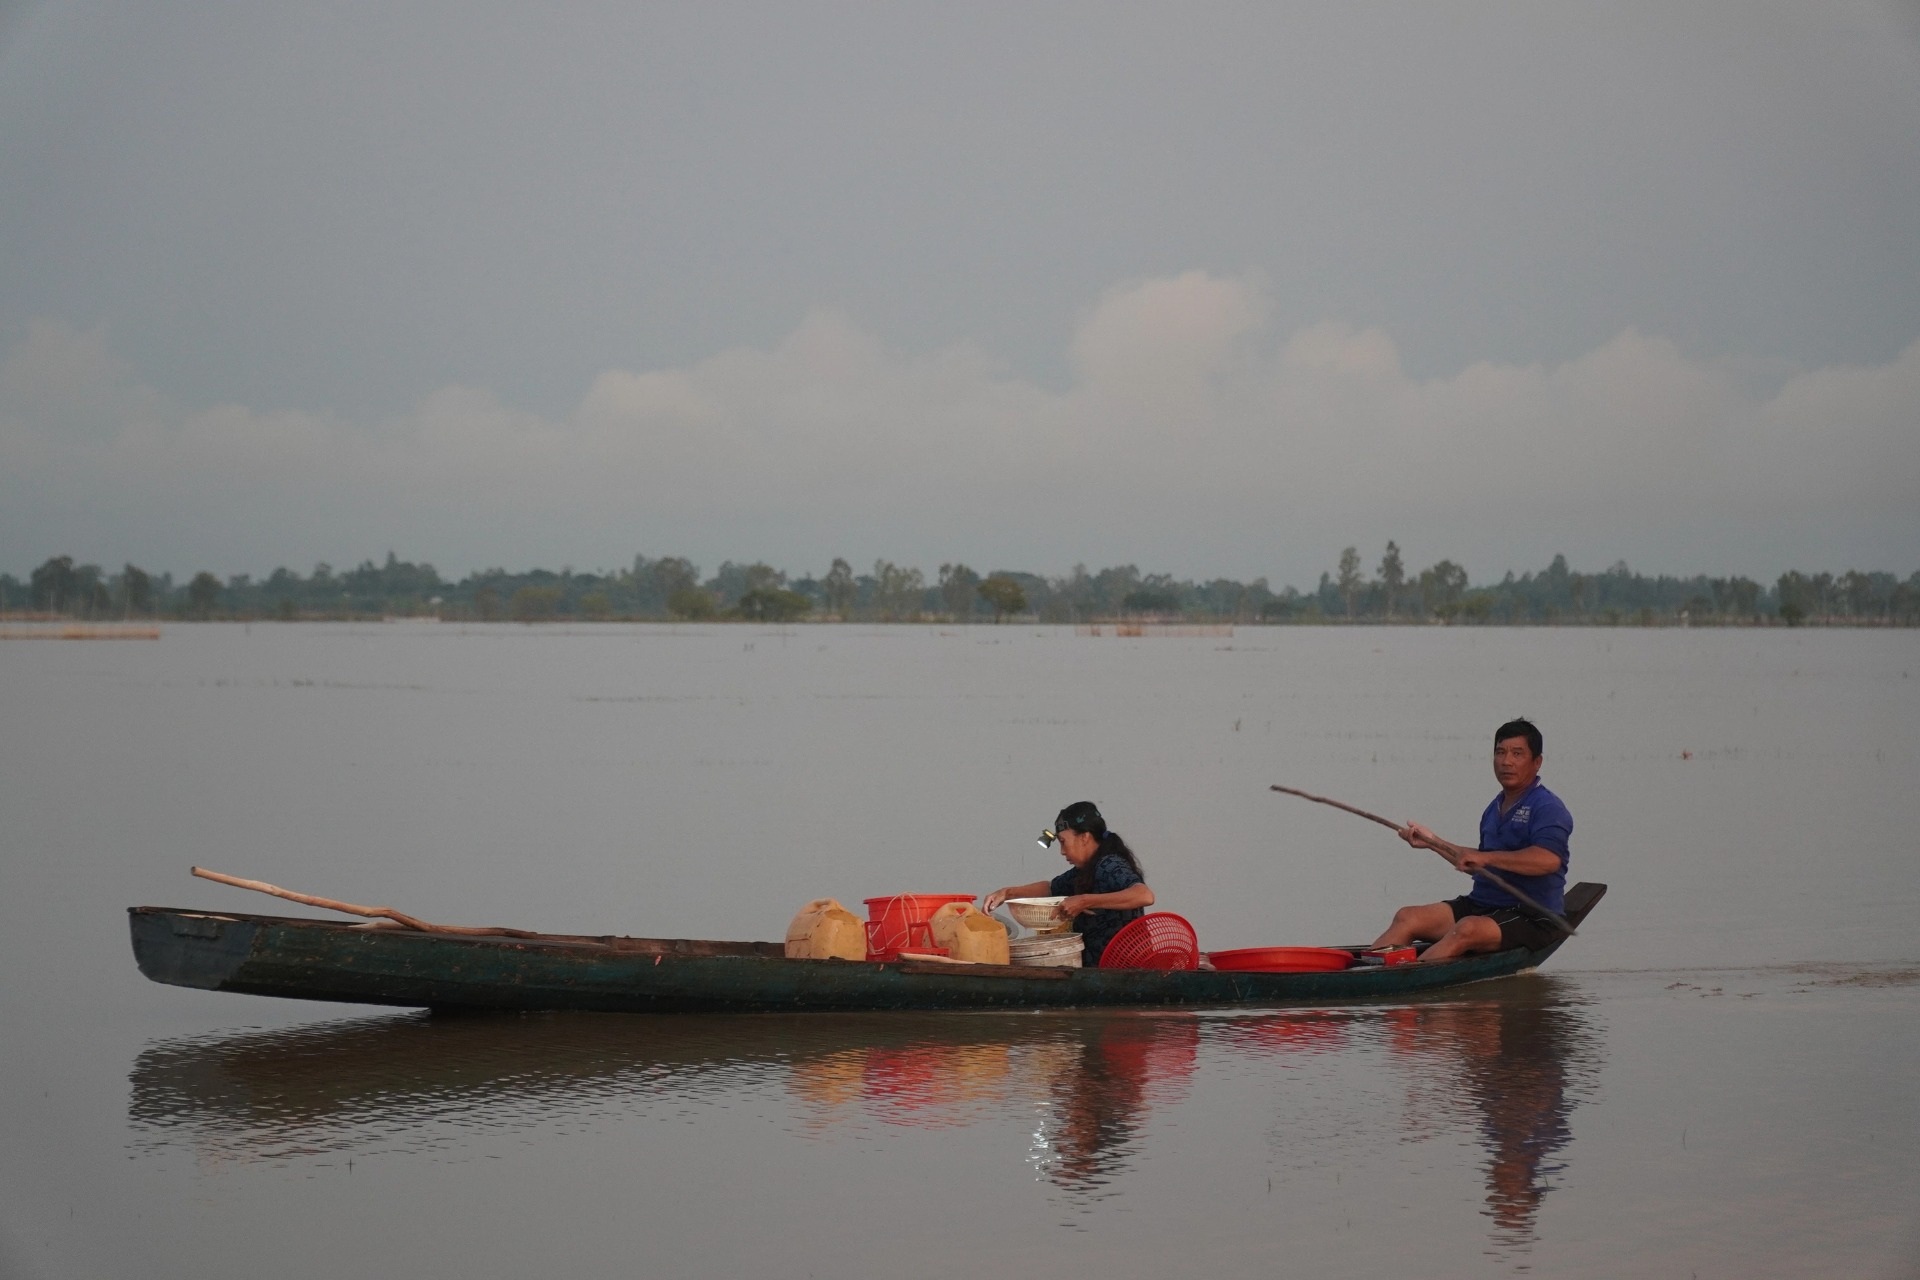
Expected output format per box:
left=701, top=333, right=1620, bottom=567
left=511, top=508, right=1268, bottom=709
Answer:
left=190, top=866, right=548, bottom=938
left=1267, top=785, right=1576, bottom=936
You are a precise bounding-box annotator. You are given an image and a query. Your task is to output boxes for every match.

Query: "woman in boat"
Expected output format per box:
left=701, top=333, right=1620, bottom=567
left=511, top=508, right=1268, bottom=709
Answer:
left=984, top=801, right=1154, bottom=965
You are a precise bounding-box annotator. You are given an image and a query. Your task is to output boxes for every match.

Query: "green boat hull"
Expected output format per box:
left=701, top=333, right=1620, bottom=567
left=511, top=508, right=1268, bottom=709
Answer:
left=130, top=883, right=1604, bottom=1013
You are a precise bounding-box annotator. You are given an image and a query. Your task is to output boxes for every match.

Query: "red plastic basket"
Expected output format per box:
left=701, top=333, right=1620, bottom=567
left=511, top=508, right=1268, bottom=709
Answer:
left=1099, top=913, right=1200, bottom=970
left=863, top=894, right=976, bottom=961
left=1205, top=946, right=1355, bottom=973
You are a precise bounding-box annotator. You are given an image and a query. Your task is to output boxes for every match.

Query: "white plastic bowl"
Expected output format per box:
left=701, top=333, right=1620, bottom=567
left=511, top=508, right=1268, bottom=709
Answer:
left=1004, top=896, right=1068, bottom=929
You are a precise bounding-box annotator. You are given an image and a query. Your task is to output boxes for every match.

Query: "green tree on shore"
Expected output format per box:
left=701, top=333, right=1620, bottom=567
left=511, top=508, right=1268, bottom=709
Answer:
left=510, top=585, right=561, bottom=621
left=1336, top=547, right=1362, bottom=619
left=872, top=560, right=925, bottom=621
left=667, top=586, right=717, bottom=620
left=939, top=563, right=980, bottom=620
left=30, top=556, right=76, bottom=613
left=1418, top=559, right=1468, bottom=620
left=978, top=575, right=1026, bottom=622
left=11, top=548, right=1918, bottom=628
left=186, top=572, right=221, bottom=619
left=823, top=558, right=855, bottom=618
left=735, top=586, right=812, bottom=622
left=1378, top=541, right=1405, bottom=620
left=122, top=564, right=152, bottom=616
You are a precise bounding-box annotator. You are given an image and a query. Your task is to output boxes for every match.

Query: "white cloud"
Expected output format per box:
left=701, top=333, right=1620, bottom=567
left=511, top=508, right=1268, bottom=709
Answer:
left=1070, top=272, right=1270, bottom=398
left=1, top=275, right=1915, bottom=582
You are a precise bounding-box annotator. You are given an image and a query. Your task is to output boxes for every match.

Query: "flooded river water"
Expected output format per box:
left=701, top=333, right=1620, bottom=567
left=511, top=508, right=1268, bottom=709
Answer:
left=2, top=623, right=1916, bottom=1277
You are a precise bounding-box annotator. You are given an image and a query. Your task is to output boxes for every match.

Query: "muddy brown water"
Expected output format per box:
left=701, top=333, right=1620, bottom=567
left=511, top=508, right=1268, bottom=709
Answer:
left=2, top=624, right=1916, bottom=1277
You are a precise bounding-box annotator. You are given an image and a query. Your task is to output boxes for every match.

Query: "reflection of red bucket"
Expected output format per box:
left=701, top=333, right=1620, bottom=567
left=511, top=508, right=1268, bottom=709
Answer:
left=1220, top=1012, right=1348, bottom=1052
left=863, top=894, right=976, bottom=961
left=860, top=1042, right=1014, bottom=1127
left=1093, top=1019, right=1201, bottom=1102
left=862, top=1047, right=945, bottom=1112
left=1206, top=946, right=1356, bottom=972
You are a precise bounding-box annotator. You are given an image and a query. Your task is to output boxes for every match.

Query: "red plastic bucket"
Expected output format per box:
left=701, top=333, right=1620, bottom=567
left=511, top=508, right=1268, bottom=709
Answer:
left=863, top=894, right=977, bottom=961
left=1206, top=946, right=1357, bottom=973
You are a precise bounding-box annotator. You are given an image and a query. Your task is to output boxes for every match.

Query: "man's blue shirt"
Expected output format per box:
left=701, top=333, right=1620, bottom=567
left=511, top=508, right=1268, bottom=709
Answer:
left=1472, top=777, right=1571, bottom=914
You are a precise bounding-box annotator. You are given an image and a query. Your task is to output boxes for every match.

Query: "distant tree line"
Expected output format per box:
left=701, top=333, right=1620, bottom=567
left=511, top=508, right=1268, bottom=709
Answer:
left=5, top=547, right=1917, bottom=626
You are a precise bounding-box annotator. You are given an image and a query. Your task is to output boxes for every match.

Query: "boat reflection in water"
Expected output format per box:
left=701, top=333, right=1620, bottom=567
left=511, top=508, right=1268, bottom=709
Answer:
left=1029, top=1016, right=1201, bottom=1192
left=786, top=1013, right=1202, bottom=1192
left=129, top=1009, right=1203, bottom=1181
left=131, top=979, right=1597, bottom=1245
left=1376, top=979, right=1602, bottom=1246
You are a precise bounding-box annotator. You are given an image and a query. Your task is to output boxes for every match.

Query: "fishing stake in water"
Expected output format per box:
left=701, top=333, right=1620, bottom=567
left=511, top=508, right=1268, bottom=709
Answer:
left=1268, top=785, right=1576, bottom=937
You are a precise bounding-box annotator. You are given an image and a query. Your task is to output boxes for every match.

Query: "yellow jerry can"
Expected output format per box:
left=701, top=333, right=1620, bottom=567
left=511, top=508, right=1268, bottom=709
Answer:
left=784, top=898, right=868, bottom=961
left=928, top=902, right=1011, bottom=966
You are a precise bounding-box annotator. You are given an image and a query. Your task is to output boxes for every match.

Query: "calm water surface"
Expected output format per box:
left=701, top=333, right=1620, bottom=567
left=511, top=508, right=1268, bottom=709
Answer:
left=2, top=624, right=1916, bottom=1277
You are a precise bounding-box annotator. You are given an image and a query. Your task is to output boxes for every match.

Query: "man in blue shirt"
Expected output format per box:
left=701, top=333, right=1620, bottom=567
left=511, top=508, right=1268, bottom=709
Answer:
left=1371, top=718, right=1572, bottom=962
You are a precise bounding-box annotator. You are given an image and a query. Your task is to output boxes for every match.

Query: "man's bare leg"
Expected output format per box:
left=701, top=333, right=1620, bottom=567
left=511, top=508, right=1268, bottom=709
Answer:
left=1371, top=902, right=1455, bottom=949
left=1418, top=914, right=1502, bottom=963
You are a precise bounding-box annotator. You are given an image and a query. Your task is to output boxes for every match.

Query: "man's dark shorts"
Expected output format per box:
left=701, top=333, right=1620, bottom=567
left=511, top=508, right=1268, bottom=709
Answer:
left=1447, top=896, right=1560, bottom=952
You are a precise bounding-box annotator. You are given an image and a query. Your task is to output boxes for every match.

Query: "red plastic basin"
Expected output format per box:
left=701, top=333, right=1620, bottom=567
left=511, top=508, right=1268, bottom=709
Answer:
left=1206, top=946, right=1357, bottom=973
left=863, top=894, right=977, bottom=961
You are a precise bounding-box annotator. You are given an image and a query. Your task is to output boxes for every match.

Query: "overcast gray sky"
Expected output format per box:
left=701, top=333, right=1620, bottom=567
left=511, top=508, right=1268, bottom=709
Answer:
left=2, top=1, right=1916, bottom=586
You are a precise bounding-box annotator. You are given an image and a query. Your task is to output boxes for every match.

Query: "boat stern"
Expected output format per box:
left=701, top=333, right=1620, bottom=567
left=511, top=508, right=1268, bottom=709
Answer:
left=129, top=908, right=260, bottom=992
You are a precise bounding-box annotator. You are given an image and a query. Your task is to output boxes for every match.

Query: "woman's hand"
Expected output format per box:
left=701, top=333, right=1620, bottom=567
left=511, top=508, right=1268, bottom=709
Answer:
left=1058, top=895, right=1091, bottom=919
left=984, top=889, right=1009, bottom=912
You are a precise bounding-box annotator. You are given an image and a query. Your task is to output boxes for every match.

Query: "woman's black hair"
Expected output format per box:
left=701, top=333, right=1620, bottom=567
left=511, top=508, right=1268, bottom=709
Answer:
left=1055, top=801, right=1145, bottom=892
left=1054, top=801, right=1106, bottom=838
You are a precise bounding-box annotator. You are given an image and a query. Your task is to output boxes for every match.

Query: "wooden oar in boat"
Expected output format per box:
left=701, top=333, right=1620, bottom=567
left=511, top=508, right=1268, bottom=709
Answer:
left=191, top=866, right=548, bottom=938
left=1268, top=785, right=1576, bottom=937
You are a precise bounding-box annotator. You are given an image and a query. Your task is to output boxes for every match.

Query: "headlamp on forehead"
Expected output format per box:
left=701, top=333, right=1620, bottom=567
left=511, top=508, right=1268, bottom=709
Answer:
left=1038, top=829, right=1057, bottom=849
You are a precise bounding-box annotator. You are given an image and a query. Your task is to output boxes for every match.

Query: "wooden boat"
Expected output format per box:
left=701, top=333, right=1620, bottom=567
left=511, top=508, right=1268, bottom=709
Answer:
left=129, top=882, right=1604, bottom=1013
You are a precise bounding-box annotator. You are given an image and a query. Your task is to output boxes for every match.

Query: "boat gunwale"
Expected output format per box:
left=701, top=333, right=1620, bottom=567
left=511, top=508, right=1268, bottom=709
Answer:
left=128, top=884, right=1604, bottom=1012
left=131, top=879, right=1606, bottom=968
left=125, top=906, right=1474, bottom=978
left=131, top=906, right=788, bottom=957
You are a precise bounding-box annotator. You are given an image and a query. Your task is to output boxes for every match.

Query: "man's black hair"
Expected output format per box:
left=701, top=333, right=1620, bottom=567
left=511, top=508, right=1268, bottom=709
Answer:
left=1495, top=718, right=1543, bottom=758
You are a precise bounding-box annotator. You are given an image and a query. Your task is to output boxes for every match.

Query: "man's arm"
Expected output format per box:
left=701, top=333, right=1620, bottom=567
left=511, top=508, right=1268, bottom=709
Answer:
left=1399, top=822, right=1576, bottom=935
left=1398, top=823, right=1563, bottom=877
left=1458, top=846, right=1564, bottom=876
